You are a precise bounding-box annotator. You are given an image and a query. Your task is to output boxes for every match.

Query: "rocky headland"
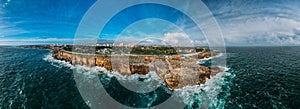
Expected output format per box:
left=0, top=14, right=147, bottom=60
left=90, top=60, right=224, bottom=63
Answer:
left=50, top=46, right=224, bottom=90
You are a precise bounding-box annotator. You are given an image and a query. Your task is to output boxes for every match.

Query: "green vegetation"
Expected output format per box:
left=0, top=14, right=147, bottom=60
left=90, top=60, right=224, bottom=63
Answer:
left=130, top=46, right=178, bottom=55
left=62, top=45, right=73, bottom=51
left=195, top=48, right=204, bottom=52
left=22, top=45, right=207, bottom=56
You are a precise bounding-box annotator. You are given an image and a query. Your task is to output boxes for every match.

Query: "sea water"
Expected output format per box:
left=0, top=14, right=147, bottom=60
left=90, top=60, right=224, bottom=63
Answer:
left=0, top=46, right=299, bottom=108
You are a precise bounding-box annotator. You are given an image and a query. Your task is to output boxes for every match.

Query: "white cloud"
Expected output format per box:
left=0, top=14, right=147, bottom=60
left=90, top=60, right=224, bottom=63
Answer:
left=162, top=32, right=194, bottom=47
left=203, top=0, right=300, bottom=46
left=221, top=17, right=300, bottom=46
left=0, top=7, right=28, bottom=39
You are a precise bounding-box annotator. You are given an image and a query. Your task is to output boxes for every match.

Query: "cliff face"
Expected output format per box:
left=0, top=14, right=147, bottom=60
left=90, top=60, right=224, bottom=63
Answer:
left=52, top=49, right=224, bottom=90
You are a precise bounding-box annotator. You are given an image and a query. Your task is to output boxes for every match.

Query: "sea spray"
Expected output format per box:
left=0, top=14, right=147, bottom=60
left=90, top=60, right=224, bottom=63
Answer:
left=43, top=52, right=234, bottom=108
left=173, top=70, right=233, bottom=108
left=43, top=52, right=74, bottom=69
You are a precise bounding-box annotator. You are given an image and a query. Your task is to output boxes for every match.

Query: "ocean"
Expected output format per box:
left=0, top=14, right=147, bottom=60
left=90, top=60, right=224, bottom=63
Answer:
left=0, top=46, right=299, bottom=109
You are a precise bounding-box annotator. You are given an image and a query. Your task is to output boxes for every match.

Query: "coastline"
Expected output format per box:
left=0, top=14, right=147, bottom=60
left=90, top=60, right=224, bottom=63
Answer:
left=19, top=45, right=226, bottom=89
left=46, top=45, right=225, bottom=89
left=43, top=51, right=232, bottom=108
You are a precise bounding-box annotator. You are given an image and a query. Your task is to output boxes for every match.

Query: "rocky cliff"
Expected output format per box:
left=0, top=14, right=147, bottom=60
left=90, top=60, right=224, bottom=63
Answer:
left=52, top=48, right=224, bottom=90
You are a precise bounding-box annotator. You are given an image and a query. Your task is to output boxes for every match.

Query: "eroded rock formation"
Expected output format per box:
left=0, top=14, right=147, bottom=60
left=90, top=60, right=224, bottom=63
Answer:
left=52, top=49, right=224, bottom=90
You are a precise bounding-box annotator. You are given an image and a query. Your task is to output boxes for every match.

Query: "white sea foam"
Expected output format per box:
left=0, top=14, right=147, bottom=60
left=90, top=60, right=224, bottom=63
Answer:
left=43, top=52, right=234, bottom=108
left=43, top=52, right=164, bottom=86
left=174, top=68, right=233, bottom=108
left=197, top=53, right=224, bottom=65
left=43, top=53, right=74, bottom=69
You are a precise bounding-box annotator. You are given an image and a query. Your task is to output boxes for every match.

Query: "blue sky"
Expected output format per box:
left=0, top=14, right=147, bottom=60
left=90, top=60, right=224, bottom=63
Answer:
left=0, top=0, right=300, bottom=46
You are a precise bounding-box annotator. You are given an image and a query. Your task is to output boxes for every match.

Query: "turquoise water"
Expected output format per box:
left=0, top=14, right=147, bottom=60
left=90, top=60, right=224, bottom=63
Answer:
left=0, top=46, right=299, bottom=108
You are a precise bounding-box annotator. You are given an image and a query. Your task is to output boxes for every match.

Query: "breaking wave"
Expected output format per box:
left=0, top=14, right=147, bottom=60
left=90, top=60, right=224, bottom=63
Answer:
left=197, top=53, right=224, bottom=65
left=174, top=71, right=234, bottom=108
left=43, top=52, right=74, bottom=69
left=43, top=52, right=234, bottom=108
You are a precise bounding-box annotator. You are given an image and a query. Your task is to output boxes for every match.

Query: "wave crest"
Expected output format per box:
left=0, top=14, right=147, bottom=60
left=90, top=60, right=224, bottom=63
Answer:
left=43, top=52, right=234, bottom=108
